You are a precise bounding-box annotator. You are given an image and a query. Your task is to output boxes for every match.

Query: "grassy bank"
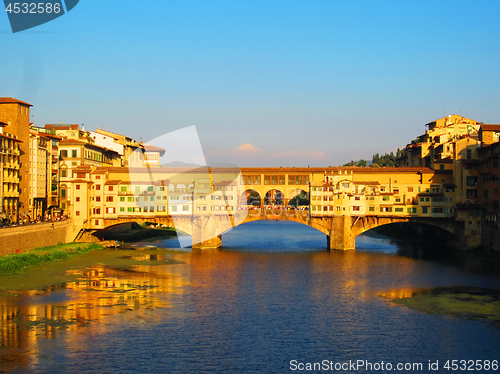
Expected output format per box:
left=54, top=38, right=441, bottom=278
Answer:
left=0, top=242, right=103, bottom=276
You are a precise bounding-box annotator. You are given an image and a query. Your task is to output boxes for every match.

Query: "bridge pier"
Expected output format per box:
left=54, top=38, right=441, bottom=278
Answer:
left=192, top=234, right=222, bottom=250
left=327, top=215, right=355, bottom=250
left=190, top=214, right=226, bottom=250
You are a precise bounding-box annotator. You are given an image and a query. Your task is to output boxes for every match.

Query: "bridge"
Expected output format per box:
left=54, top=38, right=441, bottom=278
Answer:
left=68, top=166, right=479, bottom=250
left=77, top=208, right=466, bottom=251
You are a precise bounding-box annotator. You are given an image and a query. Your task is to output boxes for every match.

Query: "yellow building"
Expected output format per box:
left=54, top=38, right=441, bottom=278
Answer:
left=28, top=126, right=61, bottom=219
left=0, top=97, right=32, bottom=215
left=0, top=122, right=21, bottom=223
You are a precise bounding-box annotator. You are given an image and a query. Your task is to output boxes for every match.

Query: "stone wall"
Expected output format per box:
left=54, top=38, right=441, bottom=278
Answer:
left=0, top=219, right=74, bottom=256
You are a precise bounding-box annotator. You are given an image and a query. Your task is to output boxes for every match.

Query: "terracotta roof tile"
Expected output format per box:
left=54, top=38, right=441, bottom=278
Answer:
left=481, top=124, right=500, bottom=131
left=0, top=97, right=32, bottom=106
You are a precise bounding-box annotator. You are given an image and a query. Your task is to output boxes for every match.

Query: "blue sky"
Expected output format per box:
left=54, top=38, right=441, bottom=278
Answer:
left=1, top=1, right=499, bottom=166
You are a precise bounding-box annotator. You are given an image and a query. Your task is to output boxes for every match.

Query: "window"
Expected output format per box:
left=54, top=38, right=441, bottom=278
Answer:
left=127, top=207, right=133, bottom=212
left=422, top=206, right=428, bottom=214
left=128, top=197, right=133, bottom=202
left=172, top=206, right=177, bottom=212
left=76, top=184, right=80, bottom=190
left=182, top=205, right=189, bottom=211
left=150, top=196, right=154, bottom=201
left=369, top=206, right=375, bottom=212
left=108, top=186, right=113, bottom=192
left=148, top=186, right=154, bottom=192
left=407, top=187, right=413, bottom=192
left=76, top=211, right=80, bottom=216
left=395, top=207, right=403, bottom=212
left=61, top=189, right=66, bottom=198
left=96, top=185, right=101, bottom=191
left=121, top=186, right=127, bottom=192
left=60, top=150, right=68, bottom=157
left=120, top=197, right=125, bottom=202
left=120, top=207, right=125, bottom=212
left=106, top=196, right=113, bottom=202
left=61, top=169, right=67, bottom=177
left=72, top=150, right=77, bottom=158
left=76, top=197, right=80, bottom=202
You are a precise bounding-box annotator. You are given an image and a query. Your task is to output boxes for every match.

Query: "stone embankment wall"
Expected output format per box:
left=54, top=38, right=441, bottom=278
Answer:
left=0, top=219, right=75, bottom=256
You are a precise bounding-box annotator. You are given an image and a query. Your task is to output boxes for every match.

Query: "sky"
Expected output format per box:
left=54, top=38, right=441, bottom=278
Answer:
left=1, top=0, right=499, bottom=167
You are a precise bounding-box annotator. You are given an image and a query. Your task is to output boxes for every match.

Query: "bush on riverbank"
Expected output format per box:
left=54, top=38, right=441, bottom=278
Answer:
left=0, top=243, right=103, bottom=276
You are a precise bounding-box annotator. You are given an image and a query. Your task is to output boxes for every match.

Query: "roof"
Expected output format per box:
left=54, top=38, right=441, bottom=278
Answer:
left=45, top=124, right=79, bottom=131
left=58, top=139, right=120, bottom=153
left=73, top=165, right=91, bottom=171
left=480, top=124, right=500, bottom=132
left=241, top=167, right=435, bottom=174
left=29, top=130, right=61, bottom=140
left=104, top=180, right=121, bottom=185
left=58, top=139, right=88, bottom=145
left=0, top=97, right=32, bottom=106
left=0, top=122, right=7, bottom=127
left=0, top=132, right=22, bottom=142
left=353, top=181, right=381, bottom=185
left=117, top=180, right=168, bottom=186
left=143, top=144, right=166, bottom=152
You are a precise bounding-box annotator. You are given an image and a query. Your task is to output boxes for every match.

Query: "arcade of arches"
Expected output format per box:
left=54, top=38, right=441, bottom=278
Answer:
left=243, top=189, right=309, bottom=207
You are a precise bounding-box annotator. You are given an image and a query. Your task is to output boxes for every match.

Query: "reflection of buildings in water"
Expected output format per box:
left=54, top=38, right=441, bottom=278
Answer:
left=379, top=289, right=416, bottom=300
left=0, top=262, right=190, bottom=369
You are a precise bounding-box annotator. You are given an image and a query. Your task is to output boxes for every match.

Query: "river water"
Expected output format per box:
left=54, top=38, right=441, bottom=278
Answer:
left=1, top=221, right=500, bottom=373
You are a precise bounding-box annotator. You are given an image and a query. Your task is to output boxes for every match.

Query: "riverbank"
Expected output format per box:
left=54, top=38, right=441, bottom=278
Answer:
left=0, top=242, right=103, bottom=276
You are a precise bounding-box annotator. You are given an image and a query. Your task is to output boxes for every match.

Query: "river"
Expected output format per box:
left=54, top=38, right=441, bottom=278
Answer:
left=1, top=221, right=500, bottom=373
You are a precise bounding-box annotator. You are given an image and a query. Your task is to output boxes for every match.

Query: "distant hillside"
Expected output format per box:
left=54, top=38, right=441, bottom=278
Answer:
left=342, top=150, right=404, bottom=167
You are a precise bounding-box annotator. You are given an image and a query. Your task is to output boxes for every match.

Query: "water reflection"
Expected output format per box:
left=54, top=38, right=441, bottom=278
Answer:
left=0, top=253, right=191, bottom=372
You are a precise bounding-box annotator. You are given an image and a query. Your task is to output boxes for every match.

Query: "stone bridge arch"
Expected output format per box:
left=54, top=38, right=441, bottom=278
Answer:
left=348, top=215, right=464, bottom=249
left=239, top=209, right=330, bottom=236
